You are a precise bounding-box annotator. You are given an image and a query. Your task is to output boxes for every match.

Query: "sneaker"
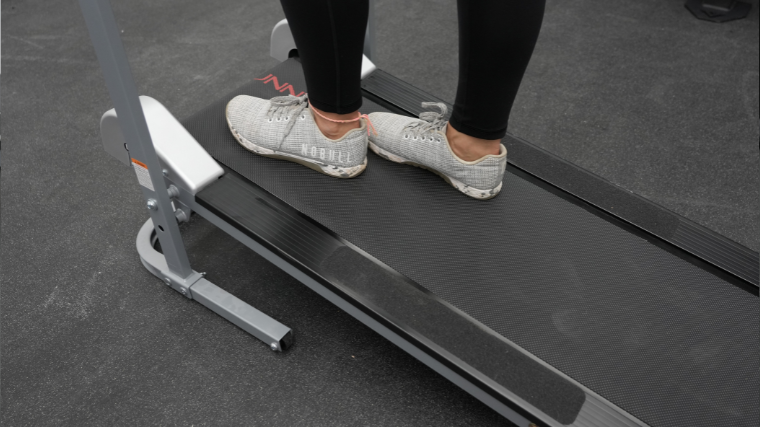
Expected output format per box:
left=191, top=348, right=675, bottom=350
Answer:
left=226, top=94, right=369, bottom=178
left=368, top=103, right=507, bottom=199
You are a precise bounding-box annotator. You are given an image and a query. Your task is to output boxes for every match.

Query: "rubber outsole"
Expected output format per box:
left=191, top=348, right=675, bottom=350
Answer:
left=225, top=105, right=368, bottom=179
left=368, top=141, right=502, bottom=200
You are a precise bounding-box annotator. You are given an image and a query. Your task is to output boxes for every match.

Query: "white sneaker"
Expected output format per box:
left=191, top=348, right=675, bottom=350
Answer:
left=226, top=94, right=369, bottom=178
left=368, top=103, right=507, bottom=199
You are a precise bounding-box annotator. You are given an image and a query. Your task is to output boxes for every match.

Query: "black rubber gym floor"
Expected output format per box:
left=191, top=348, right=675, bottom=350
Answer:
left=2, top=0, right=758, bottom=426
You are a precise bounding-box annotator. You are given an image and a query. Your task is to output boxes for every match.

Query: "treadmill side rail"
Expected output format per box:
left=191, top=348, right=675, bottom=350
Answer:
left=100, top=96, right=224, bottom=195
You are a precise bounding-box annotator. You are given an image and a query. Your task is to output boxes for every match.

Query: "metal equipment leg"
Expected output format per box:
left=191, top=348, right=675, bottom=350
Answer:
left=79, top=0, right=292, bottom=351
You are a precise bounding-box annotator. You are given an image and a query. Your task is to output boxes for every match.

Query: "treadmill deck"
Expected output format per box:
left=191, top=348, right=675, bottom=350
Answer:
left=188, top=59, right=758, bottom=427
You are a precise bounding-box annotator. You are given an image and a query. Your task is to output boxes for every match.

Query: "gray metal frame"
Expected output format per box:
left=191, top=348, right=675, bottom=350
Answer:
left=79, top=0, right=291, bottom=351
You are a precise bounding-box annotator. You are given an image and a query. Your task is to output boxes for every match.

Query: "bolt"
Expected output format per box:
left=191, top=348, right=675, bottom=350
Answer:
left=167, top=185, right=180, bottom=199
left=164, top=278, right=172, bottom=286
left=175, top=209, right=188, bottom=223
left=180, top=287, right=187, bottom=296
left=270, top=342, right=279, bottom=351
left=146, top=199, right=158, bottom=211
left=162, top=169, right=169, bottom=177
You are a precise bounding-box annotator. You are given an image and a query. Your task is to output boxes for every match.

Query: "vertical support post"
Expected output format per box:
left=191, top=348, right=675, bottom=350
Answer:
left=364, top=0, right=376, bottom=62
left=79, top=0, right=192, bottom=278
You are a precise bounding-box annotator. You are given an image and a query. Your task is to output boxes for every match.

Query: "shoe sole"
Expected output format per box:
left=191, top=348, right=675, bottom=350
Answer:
left=369, top=141, right=502, bottom=200
left=226, top=105, right=367, bottom=179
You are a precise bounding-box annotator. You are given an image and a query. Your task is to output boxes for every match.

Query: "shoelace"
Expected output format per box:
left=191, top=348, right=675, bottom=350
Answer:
left=266, top=94, right=310, bottom=137
left=403, top=102, right=448, bottom=139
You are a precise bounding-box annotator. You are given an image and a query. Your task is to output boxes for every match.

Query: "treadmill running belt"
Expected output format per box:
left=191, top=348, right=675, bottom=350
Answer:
left=184, top=59, right=759, bottom=427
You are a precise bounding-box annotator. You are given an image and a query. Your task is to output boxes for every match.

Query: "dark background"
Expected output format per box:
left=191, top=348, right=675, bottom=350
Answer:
left=2, top=0, right=757, bottom=425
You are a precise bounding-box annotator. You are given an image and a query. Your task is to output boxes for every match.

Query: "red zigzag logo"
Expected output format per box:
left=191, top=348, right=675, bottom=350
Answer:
left=254, top=74, right=305, bottom=97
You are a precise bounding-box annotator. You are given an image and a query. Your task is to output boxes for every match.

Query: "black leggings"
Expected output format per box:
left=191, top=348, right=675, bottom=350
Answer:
left=280, top=0, right=545, bottom=140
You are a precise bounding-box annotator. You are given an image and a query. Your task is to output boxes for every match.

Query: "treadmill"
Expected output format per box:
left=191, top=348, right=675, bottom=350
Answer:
left=80, top=1, right=759, bottom=426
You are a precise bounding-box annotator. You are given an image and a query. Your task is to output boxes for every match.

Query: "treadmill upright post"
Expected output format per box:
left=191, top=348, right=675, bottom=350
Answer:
left=78, top=0, right=191, bottom=279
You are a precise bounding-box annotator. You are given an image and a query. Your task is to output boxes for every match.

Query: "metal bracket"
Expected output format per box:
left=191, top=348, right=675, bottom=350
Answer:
left=136, top=218, right=205, bottom=298
left=136, top=218, right=294, bottom=351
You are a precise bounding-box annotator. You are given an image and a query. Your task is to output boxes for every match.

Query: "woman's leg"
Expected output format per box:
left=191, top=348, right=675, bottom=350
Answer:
left=448, top=0, right=545, bottom=160
left=280, top=0, right=369, bottom=138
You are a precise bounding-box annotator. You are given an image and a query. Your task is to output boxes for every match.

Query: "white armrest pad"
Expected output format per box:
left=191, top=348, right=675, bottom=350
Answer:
left=100, top=96, right=224, bottom=194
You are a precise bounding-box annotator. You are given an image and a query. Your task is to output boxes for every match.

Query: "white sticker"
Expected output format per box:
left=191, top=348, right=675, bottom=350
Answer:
left=131, top=158, right=155, bottom=191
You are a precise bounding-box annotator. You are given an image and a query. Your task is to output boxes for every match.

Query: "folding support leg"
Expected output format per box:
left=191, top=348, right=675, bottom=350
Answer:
left=136, top=219, right=293, bottom=351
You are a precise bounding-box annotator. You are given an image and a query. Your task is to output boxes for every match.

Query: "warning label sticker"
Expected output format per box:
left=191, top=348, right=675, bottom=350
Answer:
left=131, top=158, right=155, bottom=191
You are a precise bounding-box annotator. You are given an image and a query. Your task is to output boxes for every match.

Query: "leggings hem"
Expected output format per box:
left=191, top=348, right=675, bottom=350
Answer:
left=448, top=114, right=507, bottom=140
left=308, top=96, right=363, bottom=115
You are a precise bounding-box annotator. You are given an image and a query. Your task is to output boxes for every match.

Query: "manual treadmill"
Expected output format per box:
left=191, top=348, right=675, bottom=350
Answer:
left=81, top=1, right=759, bottom=426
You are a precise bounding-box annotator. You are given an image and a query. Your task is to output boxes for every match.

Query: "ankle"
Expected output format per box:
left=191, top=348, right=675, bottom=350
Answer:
left=446, top=124, right=501, bottom=162
left=311, top=106, right=361, bottom=140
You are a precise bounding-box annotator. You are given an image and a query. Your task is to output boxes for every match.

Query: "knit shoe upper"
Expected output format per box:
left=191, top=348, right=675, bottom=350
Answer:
left=368, top=103, right=507, bottom=199
left=226, top=94, right=368, bottom=178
